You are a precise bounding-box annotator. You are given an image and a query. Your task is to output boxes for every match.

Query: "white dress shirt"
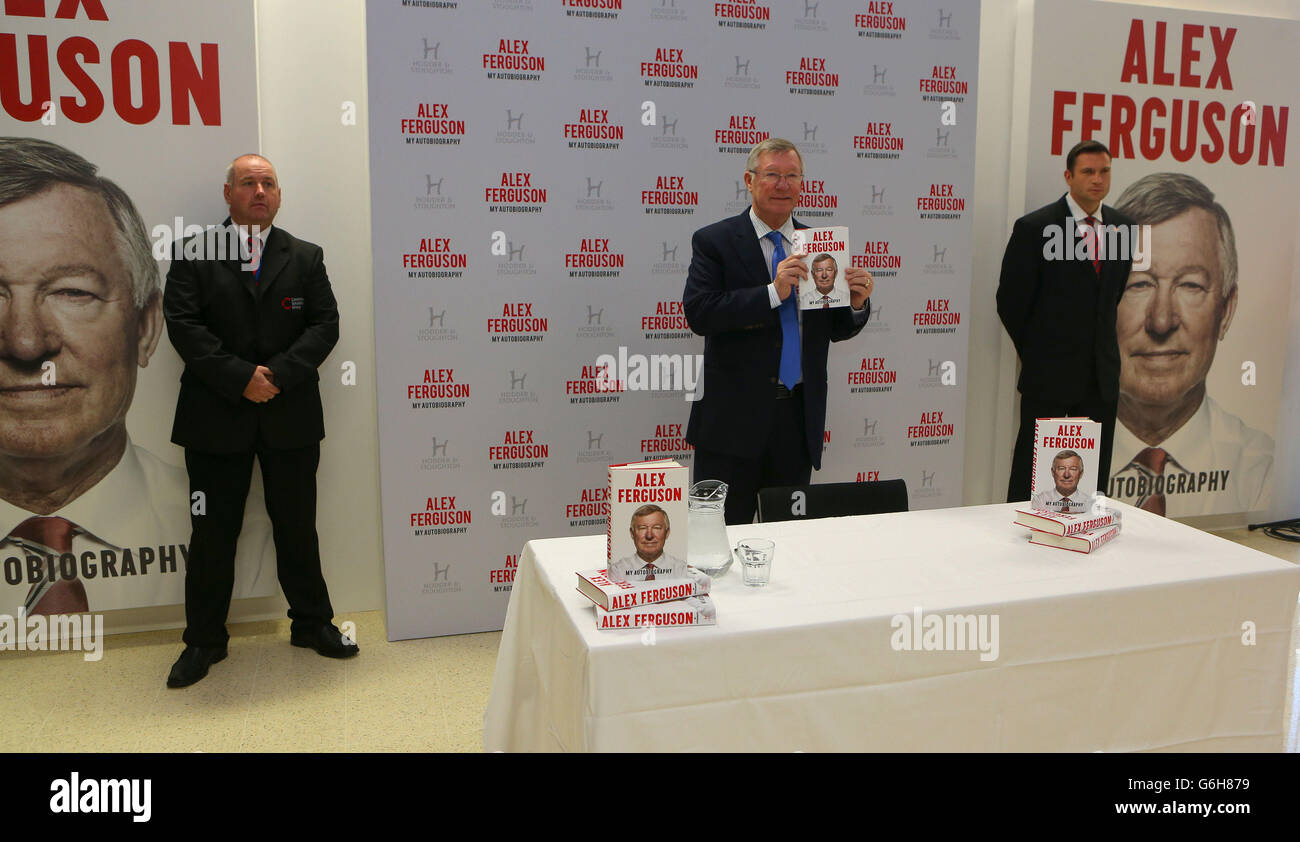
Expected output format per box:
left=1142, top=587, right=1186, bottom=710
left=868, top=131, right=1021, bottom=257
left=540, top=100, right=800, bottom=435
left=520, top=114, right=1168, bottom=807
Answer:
left=1063, top=192, right=1105, bottom=260
left=0, top=441, right=274, bottom=612
left=800, top=289, right=846, bottom=309
left=1030, top=486, right=1095, bottom=514
left=1109, top=395, right=1274, bottom=516
left=608, top=552, right=688, bottom=582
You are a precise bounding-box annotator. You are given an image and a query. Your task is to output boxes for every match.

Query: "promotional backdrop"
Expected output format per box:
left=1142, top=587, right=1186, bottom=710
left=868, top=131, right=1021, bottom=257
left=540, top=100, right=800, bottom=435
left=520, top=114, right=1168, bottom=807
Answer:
left=367, top=0, right=982, bottom=640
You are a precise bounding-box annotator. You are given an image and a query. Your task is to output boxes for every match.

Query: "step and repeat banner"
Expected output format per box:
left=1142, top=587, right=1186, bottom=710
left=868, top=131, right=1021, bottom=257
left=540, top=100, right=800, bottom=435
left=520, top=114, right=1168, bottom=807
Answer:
left=367, top=0, right=981, bottom=640
left=0, top=1, right=272, bottom=614
left=1026, top=0, right=1298, bottom=517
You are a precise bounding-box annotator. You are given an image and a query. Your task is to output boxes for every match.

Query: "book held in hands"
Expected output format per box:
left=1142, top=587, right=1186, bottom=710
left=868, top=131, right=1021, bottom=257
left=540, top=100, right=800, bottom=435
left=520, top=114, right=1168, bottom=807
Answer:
left=791, top=226, right=852, bottom=310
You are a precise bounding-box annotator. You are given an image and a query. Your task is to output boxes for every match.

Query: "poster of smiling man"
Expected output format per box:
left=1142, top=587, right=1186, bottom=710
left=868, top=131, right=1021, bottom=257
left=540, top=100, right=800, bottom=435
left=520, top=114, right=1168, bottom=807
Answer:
left=1021, top=0, right=1297, bottom=517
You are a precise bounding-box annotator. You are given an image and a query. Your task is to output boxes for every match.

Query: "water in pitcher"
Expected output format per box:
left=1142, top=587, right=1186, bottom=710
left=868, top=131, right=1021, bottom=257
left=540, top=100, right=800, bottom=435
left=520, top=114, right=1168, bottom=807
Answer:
left=687, top=480, right=732, bottom=577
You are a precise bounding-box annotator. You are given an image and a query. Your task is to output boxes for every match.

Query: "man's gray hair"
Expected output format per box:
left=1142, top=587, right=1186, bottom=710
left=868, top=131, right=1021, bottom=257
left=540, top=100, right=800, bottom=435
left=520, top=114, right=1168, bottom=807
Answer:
left=1053, top=449, right=1082, bottom=465
left=0, top=137, right=157, bottom=309
left=745, top=138, right=802, bottom=174
left=630, top=503, right=669, bottom=530
left=1113, top=172, right=1237, bottom=300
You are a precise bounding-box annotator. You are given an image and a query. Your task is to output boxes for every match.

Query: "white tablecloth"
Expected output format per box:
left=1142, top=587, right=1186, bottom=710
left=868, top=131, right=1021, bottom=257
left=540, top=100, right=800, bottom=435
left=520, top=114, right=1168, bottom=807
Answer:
left=483, top=502, right=1300, bottom=752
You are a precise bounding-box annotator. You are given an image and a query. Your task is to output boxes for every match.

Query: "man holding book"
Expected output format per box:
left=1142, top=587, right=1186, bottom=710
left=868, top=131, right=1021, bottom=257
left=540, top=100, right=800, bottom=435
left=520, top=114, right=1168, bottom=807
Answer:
left=683, top=138, right=873, bottom=524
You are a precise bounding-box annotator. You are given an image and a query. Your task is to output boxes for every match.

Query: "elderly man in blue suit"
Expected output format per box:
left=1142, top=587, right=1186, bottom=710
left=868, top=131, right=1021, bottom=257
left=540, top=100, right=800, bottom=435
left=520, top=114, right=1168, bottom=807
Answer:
left=683, top=139, right=873, bottom=525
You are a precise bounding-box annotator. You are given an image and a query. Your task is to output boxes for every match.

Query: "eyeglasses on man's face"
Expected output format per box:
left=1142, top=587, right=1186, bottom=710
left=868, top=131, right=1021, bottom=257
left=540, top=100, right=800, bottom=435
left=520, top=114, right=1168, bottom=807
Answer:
left=748, top=170, right=803, bottom=185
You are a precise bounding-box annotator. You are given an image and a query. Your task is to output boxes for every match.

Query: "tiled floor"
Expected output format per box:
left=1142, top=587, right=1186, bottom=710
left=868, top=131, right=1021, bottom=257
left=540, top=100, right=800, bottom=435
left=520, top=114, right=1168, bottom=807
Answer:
left=0, top=611, right=497, bottom=752
left=4, top=526, right=1297, bottom=753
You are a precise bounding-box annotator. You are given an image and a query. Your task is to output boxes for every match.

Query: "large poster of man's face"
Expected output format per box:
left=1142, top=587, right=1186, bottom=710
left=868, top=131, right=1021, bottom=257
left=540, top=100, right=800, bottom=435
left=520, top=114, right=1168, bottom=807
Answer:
left=0, top=4, right=270, bottom=615
left=1107, top=174, right=1274, bottom=516
left=0, top=139, right=271, bottom=614
left=1022, top=1, right=1297, bottom=520
left=0, top=141, right=163, bottom=469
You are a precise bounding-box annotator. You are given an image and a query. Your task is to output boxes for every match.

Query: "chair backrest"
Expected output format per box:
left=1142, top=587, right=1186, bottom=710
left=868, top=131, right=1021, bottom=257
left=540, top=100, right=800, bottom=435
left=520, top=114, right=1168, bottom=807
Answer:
left=756, top=479, right=909, bottom=522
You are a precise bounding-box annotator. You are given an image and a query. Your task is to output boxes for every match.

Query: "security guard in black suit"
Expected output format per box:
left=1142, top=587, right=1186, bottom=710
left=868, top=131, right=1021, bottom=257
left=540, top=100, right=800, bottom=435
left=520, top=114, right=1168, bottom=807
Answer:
left=997, top=140, right=1136, bottom=502
left=163, top=154, right=354, bottom=688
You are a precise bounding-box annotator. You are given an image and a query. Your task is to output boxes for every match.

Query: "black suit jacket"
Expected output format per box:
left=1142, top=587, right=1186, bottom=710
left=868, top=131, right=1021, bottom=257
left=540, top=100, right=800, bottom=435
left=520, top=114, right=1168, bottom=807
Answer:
left=996, top=195, right=1134, bottom=404
left=163, top=222, right=339, bottom=453
left=683, top=209, right=867, bottom=470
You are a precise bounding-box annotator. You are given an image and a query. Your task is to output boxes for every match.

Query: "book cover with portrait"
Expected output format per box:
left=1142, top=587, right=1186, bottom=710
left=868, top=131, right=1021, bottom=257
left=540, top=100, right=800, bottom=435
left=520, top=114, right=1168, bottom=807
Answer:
left=606, top=459, right=689, bottom=583
left=791, top=226, right=852, bottom=310
left=1030, top=418, right=1102, bottom=514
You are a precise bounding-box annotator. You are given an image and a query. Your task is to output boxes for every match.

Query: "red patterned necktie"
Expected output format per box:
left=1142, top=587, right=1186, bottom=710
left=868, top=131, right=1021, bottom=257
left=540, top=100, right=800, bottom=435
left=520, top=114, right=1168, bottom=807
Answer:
left=1083, top=215, right=1101, bottom=274
left=8, top=516, right=88, bottom=614
left=641, top=562, right=656, bottom=582
left=821, top=295, right=830, bottom=309
left=1134, top=447, right=1169, bottom=516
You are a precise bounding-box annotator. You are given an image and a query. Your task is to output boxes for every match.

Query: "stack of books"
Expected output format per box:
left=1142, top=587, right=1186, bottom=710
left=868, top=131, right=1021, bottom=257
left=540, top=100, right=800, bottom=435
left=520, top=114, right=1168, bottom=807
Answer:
left=580, top=457, right=716, bottom=628
left=1015, top=508, right=1121, bottom=553
left=577, top=567, right=716, bottom=629
left=1017, top=416, right=1120, bottom=552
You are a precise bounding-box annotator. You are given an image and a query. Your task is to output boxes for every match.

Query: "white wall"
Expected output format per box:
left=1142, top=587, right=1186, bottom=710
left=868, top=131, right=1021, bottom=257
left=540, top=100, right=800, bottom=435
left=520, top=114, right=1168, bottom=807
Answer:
left=105, top=0, right=382, bottom=634
left=256, top=0, right=381, bottom=615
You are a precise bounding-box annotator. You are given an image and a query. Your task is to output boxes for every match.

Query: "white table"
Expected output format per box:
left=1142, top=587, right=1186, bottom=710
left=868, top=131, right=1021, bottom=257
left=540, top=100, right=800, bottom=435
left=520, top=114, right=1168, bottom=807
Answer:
left=483, top=502, right=1300, bottom=752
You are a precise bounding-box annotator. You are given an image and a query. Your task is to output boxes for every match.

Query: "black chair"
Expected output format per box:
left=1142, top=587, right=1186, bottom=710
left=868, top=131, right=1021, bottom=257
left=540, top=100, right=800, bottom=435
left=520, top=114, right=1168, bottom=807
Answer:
left=756, top=479, right=909, bottom=522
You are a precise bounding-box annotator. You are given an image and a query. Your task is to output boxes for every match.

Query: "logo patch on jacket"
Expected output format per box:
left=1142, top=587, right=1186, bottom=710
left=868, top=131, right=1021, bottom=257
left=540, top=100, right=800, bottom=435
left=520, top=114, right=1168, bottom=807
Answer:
left=281, top=296, right=305, bottom=311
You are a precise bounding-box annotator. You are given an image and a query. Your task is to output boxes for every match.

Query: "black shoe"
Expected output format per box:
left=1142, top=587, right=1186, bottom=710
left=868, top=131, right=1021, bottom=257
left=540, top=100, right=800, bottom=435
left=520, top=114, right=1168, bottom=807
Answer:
left=290, top=624, right=359, bottom=658
left=166, top=645, right=228, bottom=688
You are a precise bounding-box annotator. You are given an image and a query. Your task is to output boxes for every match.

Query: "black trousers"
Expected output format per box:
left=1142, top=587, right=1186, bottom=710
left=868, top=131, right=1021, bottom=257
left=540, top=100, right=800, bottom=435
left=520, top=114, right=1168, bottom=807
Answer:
left=1007, top=387, right=1117, bottom=504
left=693, top=386, right=812, bottom=525
left=182, top=444, right=334, bottom=647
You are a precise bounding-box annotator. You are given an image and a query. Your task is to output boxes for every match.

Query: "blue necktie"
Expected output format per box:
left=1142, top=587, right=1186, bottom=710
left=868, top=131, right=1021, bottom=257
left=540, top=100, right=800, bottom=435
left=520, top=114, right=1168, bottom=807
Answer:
left=768, top=231, right=800, bottom=389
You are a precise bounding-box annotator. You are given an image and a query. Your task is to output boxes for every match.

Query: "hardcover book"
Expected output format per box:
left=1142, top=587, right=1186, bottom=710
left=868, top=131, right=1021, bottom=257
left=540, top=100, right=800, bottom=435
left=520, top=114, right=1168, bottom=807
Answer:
left=1028, top=524, right=1121, bottom=554
left=1014, top=508, right=1120, bottom=536
left=606, top=459, right=689, bottom=583
left=1029, top=417, right=1102, bottom=513
left=791, top=226, right=852, bottom=310
left=594, top=595, right=717, bottom=629
left=576, top=566, right=711, bottom=612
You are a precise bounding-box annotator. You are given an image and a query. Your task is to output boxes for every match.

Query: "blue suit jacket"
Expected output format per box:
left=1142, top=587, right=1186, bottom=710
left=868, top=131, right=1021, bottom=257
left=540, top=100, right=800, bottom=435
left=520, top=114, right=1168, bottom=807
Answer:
left=683, top=210, right=867, bottom=470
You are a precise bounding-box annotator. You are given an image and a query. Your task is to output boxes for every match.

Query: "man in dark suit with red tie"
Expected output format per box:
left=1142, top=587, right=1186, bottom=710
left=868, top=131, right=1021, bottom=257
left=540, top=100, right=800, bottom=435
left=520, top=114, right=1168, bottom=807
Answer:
left=997, top=140, right=1136, bottom=502
left=163, top=154, right=355, bottom=688
left=683, top=139, right=874, bottom=525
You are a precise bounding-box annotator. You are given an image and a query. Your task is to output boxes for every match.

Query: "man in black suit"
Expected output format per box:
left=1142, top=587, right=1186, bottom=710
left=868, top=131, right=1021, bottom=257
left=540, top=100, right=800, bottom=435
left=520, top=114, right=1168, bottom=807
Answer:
left=997, top=140, right=1135, bottom=502
left=683, top=138, right=873, bottom=525
left=163, top=153, right=354, bottom=688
